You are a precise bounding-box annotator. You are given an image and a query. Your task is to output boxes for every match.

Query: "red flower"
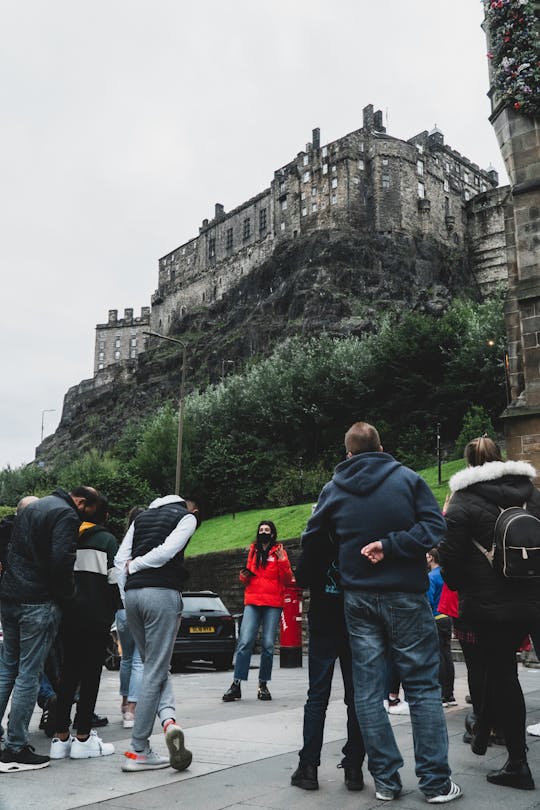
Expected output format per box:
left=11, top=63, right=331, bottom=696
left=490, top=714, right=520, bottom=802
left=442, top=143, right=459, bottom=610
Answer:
left=514, top=102, right=522, bottom=110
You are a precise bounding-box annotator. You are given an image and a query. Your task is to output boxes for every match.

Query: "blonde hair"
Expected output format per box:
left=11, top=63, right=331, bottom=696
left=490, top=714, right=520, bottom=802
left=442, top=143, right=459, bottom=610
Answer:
left=464, top=435, right=502, bottom=467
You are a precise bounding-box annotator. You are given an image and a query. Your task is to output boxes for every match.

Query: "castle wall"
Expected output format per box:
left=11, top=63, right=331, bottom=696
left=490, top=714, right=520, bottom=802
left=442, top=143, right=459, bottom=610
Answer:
left=466, top=186, right=509, bottom=293
left=94, top=306, right=150, bottom=375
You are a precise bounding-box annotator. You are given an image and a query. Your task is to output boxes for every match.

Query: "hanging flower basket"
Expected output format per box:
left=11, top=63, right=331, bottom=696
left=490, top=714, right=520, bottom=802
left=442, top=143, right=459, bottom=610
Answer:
left=484, top=0, right=540, bottom=116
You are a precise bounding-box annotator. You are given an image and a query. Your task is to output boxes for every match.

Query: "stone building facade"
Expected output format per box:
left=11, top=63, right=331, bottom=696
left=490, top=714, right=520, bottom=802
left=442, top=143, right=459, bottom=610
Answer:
left=94, top=103, right=509, bottom=373
left=94, top=306, right=150, bottom=375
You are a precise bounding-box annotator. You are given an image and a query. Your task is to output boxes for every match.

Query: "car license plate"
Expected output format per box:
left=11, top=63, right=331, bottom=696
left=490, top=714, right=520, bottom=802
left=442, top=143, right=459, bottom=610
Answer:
left=189, top=626, right=215, bottom=634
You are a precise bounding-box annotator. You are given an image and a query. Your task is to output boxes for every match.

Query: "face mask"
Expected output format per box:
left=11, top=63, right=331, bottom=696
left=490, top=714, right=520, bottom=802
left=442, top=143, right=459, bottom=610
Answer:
left=257, top=532, right=272, bottom=542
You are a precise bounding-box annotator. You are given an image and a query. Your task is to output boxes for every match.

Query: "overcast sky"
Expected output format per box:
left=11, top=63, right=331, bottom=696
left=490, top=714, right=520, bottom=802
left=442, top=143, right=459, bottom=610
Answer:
left=0, top=0, right=506, bottom=469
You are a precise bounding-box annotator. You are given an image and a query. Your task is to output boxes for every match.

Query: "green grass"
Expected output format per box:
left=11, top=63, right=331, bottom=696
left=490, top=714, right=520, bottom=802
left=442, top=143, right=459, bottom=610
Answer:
left=186, top=502, right=315, bottom=558
left=187, top=457, right=467, bottom=558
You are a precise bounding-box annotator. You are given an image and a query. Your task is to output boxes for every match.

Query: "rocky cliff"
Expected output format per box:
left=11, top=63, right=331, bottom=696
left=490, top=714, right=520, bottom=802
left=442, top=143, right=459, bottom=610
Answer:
left=38, top=227, right=479, bottom=463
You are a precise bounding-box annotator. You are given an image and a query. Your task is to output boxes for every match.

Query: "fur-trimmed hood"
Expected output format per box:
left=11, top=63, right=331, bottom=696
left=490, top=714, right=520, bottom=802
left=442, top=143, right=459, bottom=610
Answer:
left=449, top=460, right=536, bottom=493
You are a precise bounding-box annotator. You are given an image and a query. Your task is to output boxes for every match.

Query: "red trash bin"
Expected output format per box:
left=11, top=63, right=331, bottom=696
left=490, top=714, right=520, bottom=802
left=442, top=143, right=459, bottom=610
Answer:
left=280, top=584, right=303, bottom=668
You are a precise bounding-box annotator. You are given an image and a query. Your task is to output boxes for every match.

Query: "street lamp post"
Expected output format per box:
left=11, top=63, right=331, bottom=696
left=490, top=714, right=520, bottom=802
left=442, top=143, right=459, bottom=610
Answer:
left=41, top=409, right=56, bottom=443
left=221, top=358, right=235, bottom=379
left=143, top=331, right=187, bottom=496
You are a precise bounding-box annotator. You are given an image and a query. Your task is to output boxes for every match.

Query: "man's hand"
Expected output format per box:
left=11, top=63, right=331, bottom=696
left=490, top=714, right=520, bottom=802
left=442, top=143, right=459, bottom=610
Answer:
left=361, top=541, right=384, bottom=564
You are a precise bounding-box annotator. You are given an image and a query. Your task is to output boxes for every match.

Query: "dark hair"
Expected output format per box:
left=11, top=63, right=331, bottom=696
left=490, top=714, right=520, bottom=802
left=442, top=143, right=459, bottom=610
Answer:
left=428, top=547, right=440, bottom=564
left=254, top=520, right=278, bottom=568
left=93, top=494, right=109, bottom=526
left=464, top=436, right=502, bottom=467
left=126, top=506, right=145, bottom=529
left=70, top=486, right=100, bottom=507
left=345, top=422, right=382, bottom=455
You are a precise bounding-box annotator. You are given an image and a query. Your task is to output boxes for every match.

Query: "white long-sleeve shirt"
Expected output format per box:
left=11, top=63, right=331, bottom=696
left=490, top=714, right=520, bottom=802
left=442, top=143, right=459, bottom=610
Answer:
left=114, top=495, right=197, bottom=603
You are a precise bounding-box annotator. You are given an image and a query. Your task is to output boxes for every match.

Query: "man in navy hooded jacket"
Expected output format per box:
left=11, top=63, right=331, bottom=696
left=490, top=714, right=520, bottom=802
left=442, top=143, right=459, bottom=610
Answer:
left=300, top=422, right=461, bottom=804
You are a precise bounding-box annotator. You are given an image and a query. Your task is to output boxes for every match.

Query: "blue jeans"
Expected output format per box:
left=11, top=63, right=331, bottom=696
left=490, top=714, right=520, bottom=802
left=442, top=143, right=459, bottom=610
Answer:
left=116, top=608, right=144, bottom=702
left=344, top=590, right=451, bottom=798
left=234, top=605, right=282, bottom=682
left=0, top=600, right=61, bottom=751
left=37, top=672, right=56, bottom=708
left=300, top=617, right=365, bottom=768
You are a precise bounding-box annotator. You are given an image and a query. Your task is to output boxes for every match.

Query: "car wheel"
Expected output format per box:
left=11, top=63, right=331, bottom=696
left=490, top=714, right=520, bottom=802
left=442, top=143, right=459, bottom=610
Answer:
left=104, top=638, right=120, bottom=671
left=213, top=654, right=233, bottom=671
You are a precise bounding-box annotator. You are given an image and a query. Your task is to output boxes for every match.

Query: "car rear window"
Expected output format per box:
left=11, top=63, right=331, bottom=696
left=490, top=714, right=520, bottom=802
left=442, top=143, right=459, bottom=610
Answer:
left=182, top=596, right=227, bottom=612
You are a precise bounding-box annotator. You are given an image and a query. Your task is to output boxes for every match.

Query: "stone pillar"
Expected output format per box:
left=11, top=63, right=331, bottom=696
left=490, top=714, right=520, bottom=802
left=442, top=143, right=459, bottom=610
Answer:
left=484, top=3, right=540, bottom=467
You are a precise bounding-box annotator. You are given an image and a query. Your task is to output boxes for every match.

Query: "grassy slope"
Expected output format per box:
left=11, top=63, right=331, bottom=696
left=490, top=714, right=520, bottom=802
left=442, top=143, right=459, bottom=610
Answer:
left=186, top=457, right=466, bottom=558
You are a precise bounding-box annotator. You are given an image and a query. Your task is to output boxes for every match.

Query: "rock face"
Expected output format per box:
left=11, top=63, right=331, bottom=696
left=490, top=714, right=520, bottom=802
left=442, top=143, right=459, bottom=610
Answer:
left=38, top=228, right=477, bottom=463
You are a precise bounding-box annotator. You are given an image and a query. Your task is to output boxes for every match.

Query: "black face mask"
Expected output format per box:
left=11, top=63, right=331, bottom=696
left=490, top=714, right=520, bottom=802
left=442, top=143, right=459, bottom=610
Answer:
left=257, top=532, right=272, bottom=543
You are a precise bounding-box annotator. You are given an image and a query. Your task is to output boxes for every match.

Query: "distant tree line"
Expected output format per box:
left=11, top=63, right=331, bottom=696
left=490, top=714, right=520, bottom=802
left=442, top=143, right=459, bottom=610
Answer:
left=0, top=295, right=506, bottom=529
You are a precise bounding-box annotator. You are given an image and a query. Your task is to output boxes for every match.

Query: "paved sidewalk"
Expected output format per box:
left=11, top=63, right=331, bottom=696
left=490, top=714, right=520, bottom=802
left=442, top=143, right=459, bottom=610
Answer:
left=2, top=660, right=540, bottom=810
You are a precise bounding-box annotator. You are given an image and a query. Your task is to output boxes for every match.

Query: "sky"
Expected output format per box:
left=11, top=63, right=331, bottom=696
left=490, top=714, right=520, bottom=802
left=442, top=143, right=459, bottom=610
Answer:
left=0, top=0, right=507, bottom=469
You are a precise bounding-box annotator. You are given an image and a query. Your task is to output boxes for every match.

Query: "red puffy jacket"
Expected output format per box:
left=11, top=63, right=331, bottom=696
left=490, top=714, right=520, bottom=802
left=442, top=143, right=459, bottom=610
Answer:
left=239, top=542, right=294, bottom=608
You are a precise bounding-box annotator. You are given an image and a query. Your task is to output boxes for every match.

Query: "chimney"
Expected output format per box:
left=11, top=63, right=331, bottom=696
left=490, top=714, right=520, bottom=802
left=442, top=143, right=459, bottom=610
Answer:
left=124, top=308, right=133, bottom=322
left=141, top=306, right=150, bottom=320
left=312, top=127, right=320, bottom=150
left=215, top=203, right=225, bottom=220
left=363, top=104, right=374, bottom=132
left=373, top=110, right=386, bottom=133
left=108, top=309, right=118, bottom=324
left=487, top=165, right=499, bottom=187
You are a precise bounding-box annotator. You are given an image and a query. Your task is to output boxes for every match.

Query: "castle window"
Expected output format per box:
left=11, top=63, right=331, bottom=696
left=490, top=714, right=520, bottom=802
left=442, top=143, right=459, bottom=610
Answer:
left=114, top=350, right=121, bottom=361
left=382, top=174, right=390, bottom=189
left=131, top=337, right=137, bottom=346
left=98, top=351, right=104, bottom=360
left=416, top=160, right=424, bottom=176
left=115, top=337, right=121, bottom=348
left=243, top=218, right=251, bottom=240
left=322, top=164, right=328, bottom=175
left=417, top=181, right=425, bottom=198
left=202, top=292, right=205, bottom=302
left=353, top=176, right=360, bottom=185
left=481, top=183, right=487, bottom=193
left=474, top=175, right=480, bottom=187
left=331, top=177, right=338, bottom=189
left=311, top=186, right=317, bottom=197
left=303, top=171, right=310, bottom=183
left=302, top=207, right=307, bottom=217
left=443, top=178, right=449, bottom=192
left=130, top=348, right=137, bottom=359
left=226, top=227, right=233, bottom=250
left=303, top=154, right=309, bottom=166
left=359, top=142, right=364, bottom=152
left=416, top=143, right=424, bottom=154
left=463, top=171, right=469, bottom=183
left=279, top=181, right=286, bottom=193
left=98, top=363, right=104, bottom=370
left=259, top=208, right=267, bottom=233
left=331, top=165, right=337, bottom=173
left=358, top=159, right=364, bottom=170
left=311, top=202, right=317, bottom=213
left=322, top=146, right=328, bottom=158
left=301, top=191, right=306, bottom=201
left=281, top=199, right=287, bottom=211
left=280, top=221, right=286, bottom=231
left=445, top=161, right=450, bottom=173
left=99, top=340, right=104, bottom=350
left=208, top=237, right=216, bottom=259
left=464, top=189, right=470, bottom=201
left=331, top=193, right=337, bottom=204
left=382, top=158, right=389, bottom=166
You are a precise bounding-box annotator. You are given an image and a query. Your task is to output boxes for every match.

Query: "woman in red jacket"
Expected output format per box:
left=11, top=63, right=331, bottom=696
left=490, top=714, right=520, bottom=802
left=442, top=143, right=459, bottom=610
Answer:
left=223, top=521, right=293, bottom=702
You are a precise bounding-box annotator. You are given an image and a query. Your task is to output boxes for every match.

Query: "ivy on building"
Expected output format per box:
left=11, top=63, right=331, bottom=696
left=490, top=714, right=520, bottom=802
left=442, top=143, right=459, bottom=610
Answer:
left=485, top=0, right=540, bottom=116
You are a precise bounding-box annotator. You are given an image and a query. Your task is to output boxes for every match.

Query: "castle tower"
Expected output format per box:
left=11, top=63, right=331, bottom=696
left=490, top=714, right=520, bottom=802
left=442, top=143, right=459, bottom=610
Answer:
left=483, top=1, right=540, bottom=465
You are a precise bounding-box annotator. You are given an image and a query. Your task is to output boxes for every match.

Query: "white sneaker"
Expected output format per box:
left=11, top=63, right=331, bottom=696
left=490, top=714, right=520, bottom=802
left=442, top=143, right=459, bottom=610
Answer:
left=164, top=723, right=192, bottom=771
left=122, top=711, right=135, bottom=729
left=388, top=700, right=410, bottom=716
left=70, top=730, right=115, bottom=759
left=527, top=721, right=540, bottom=736
left=426, top=780, right=463, bottom=803
left=50, top=736, right=74, bottom=759
left=121, top=747, right=169, bottom=772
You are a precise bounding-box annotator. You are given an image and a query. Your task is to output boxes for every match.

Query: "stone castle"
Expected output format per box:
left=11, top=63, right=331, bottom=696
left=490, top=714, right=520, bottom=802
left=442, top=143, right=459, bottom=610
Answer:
left=93, top=103, right=509, bottom=377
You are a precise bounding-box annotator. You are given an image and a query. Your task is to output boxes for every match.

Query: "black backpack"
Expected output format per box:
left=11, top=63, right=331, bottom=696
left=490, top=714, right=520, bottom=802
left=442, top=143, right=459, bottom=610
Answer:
left=473, top=503, right=540, bottom=579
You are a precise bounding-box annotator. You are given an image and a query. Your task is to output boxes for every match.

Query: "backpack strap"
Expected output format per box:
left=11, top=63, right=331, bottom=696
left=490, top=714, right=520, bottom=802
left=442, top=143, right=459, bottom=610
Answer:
left=472, top=539, right=494, bottom=566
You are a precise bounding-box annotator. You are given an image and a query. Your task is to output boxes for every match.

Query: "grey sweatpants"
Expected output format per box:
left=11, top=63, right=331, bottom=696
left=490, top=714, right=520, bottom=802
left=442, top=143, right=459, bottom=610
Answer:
left=124, top=587, right=182, bottom=752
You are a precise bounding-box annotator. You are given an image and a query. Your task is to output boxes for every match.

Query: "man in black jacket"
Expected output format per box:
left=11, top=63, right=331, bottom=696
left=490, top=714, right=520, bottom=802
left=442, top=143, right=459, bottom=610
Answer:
left=0, top=486, right=99, bottom=772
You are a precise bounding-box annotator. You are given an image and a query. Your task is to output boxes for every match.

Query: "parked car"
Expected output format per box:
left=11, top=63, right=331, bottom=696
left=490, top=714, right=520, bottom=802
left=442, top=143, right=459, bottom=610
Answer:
left=104, top=591, right=237, bottom=672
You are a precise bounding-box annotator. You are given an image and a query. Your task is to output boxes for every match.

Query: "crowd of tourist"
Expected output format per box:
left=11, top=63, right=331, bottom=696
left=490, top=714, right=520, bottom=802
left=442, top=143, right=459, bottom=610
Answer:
left=0, top=422, right=538, bottom=804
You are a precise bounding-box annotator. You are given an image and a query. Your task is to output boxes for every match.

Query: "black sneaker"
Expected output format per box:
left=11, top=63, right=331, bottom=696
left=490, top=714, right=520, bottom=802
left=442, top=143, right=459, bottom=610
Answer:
left=222, top=681, right=241, bottom=702
left=0, top=745, right=50, bottom=772
left=343, top=765, right=364, bottom=791
left=291, top=763, right=318, bottom=790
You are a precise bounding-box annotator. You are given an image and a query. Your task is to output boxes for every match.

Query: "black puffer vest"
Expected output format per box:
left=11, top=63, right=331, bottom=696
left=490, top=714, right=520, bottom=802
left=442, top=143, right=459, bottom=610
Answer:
left=125, top=502, right=191, bottom=593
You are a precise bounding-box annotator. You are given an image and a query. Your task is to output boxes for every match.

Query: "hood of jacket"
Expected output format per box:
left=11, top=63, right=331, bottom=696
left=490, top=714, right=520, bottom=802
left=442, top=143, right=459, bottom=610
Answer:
left=449, top=460, right=537, bottom=508
left=148, top=495, right=187, bottom=510
left=332, top=451, right=402, bottom=496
